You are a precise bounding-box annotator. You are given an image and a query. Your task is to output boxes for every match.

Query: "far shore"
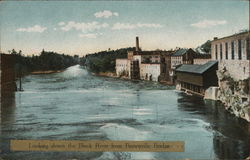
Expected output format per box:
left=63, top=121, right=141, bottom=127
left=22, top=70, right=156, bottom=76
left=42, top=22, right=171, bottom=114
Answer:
left=31, top=70, right=65, bottom=75
left=93, top=72, right=117, bottom=78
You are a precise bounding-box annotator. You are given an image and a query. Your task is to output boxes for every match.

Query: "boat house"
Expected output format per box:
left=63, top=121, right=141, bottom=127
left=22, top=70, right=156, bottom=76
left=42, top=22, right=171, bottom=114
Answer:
left=175, top=61, right=218, bottom=96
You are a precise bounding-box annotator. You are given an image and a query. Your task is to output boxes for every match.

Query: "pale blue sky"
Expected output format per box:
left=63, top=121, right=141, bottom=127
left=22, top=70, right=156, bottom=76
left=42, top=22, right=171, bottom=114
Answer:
left=0, top=0, right=249, bottom=56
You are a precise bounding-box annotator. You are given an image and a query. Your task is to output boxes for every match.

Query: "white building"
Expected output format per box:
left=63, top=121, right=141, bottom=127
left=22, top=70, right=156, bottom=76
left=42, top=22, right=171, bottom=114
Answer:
left=140, top=63, right=161, bottom=81
left=211, top=31, right=250, bottom=80
left=115, top=59, right=130, bottom=77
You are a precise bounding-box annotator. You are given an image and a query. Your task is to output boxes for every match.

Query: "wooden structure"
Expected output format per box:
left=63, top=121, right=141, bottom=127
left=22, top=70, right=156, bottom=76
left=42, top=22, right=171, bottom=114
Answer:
left=171, top=48, right=196, bottom=69
left=175, top=61, right=218, bottom=96
left=0, top=54, right=16, bottom=92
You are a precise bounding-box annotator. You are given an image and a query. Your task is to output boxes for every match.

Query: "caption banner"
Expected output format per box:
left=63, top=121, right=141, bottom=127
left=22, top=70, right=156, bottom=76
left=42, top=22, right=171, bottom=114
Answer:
left=10, top=140, right=184, bottom=152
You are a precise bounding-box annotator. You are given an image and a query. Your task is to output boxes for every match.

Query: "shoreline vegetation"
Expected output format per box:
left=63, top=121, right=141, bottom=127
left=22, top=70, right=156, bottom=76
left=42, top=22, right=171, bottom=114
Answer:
left=9, top=49, right=79, bottom=77
left=80, top=47, right=135, bottom=73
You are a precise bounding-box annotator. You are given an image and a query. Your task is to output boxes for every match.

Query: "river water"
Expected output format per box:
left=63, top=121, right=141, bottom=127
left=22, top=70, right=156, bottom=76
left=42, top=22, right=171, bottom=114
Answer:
left=1, top=65, right=250, bottom=160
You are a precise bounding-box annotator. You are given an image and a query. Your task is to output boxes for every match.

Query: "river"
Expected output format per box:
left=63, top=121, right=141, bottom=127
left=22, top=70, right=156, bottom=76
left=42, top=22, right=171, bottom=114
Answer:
left=1, top=65, right=250, bottom=160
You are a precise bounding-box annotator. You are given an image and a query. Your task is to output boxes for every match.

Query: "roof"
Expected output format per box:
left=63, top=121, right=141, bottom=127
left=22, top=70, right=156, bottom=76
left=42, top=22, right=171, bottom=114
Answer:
left=172, top=49, right=189, bottom=56
left=212, top=31, right=250, bottom=42
left=175, top=61, right=218, bottom=74
left=134, top=50, right=174, bottom=56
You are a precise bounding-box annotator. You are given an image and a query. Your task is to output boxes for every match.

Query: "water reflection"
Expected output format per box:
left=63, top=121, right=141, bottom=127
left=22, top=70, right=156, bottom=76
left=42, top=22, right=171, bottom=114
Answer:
left=177, top=92, right=250, bottom=159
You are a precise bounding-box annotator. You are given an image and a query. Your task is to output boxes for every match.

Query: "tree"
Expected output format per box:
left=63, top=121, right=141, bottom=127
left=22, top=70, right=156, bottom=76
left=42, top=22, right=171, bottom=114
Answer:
left=18, top=50, right=22, bottom=56
left=196, top=40, right=211, bottom=54
left=11, top=49, right=17, bottom=55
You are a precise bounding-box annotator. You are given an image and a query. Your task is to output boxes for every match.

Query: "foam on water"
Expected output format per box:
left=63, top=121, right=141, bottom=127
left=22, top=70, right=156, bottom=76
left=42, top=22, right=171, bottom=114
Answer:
left=98, top=123, right=155, bottom=160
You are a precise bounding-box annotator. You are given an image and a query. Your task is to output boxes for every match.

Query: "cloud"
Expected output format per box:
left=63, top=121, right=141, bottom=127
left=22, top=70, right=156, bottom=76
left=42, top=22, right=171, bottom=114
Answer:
left=191, top=19, right=227, bottom=28
left=94, top=10, right=119, bottom=18
left=78, top=33, right=102, bottom=38
left=112, top=23, right=163, bottom=30
left=58, top=22, right=65, bottom=26
left=60, top=21, right=109, bottom=32
left=16, top=25, right=47, bottom=33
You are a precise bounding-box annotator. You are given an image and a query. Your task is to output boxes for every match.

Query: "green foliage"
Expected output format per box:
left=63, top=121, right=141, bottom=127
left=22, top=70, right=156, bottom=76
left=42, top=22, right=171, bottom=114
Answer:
left=200, top=40, right=211, bottom=53
left=81, top=47, right=135, bottom=73
left=11, top=49, right=78, bottom=75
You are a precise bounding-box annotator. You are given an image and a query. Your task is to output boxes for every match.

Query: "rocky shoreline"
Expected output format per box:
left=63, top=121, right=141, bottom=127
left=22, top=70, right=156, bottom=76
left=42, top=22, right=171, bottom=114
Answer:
left=217, top=68, right=250, bottom=122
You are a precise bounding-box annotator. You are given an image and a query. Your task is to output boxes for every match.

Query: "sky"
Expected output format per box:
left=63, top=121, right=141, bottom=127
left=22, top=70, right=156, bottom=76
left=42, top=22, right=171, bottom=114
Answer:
left=0, top=0, right=249, bottom=56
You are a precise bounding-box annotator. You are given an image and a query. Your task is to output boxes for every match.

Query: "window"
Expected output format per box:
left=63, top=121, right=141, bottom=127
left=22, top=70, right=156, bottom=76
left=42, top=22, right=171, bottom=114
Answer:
left=220, top=43, right=223, bottom=60
left=238, top=39, right=242, bottom=60
left=225, top=42, right=228, bottom=59
left=215, top=44, right=218, bottom=60
left=247, top=38, right=250, bottom=60
left=231, top=41, right=234, bottom=60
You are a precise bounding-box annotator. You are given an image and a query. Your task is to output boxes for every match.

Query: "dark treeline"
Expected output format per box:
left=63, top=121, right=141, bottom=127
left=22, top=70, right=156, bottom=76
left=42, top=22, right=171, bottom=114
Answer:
left=80, top=47, right=135, bottom=73
left=10, top=49, right=79, bottom=75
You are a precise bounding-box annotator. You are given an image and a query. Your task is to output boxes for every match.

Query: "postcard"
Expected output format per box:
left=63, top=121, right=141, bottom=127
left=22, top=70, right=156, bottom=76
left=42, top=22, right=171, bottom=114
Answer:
left=0, top=0, right=250, bottom=160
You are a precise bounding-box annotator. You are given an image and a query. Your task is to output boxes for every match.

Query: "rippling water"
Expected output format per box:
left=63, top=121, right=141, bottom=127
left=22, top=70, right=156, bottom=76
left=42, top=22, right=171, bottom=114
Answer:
left=1, top=65, right=250, bottom=160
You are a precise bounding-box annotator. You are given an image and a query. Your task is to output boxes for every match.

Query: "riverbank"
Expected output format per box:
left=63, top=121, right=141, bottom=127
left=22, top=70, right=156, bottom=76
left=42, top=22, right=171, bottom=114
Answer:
left=93, top=72, right=130, bottom=80
left=30, top=70, right=65, bottom=75
left=3, top=65, right=250, bottom=160
left=216, top=69, right=250, bottom=122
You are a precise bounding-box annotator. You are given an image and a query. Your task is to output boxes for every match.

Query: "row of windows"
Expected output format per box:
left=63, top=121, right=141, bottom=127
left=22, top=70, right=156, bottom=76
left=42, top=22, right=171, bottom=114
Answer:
left=172, top=57, right=182, bottom=60
left=117, top=64, right=128, bottom=67
left=142, top=65, right=160, bottom=69
left=215, top=39, right=242, bottom=60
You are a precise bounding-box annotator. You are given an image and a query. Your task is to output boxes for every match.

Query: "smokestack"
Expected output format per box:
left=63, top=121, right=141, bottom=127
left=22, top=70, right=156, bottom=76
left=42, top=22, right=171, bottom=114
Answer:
left=136, top=36, right=139, bottom=51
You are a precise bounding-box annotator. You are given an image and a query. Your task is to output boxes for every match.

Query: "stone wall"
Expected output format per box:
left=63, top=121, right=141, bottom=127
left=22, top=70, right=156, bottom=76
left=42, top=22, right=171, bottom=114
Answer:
left=219, top=60, right=250, bottom=80
left=216, top=68, right=250, bottom=122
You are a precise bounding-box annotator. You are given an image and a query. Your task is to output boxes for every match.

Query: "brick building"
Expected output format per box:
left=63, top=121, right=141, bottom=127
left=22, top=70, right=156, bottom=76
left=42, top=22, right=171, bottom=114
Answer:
left=116, top=37, right=174, bottom=82
left=170, top=48, right=196, bottom=70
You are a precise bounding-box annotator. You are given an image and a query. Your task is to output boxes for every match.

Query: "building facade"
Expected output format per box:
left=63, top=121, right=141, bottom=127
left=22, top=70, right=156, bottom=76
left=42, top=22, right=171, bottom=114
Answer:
left=170, top=48, right=196, bottom=69
left=116, top=37, right=174, bottom=82
left=211, top=31, right=250, bottom=80
left=175, top=61, right=218, bottom=96
left=140, top=63, right=161, bottom=81
left=115, top=59, right=130, bottom=77
left=193, top=53, right=211, bottom=65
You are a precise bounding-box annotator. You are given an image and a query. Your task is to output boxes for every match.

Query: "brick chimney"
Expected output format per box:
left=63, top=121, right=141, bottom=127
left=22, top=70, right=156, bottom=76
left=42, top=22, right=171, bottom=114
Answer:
left=136, top=36, right=140, bottom=51
left=214, top=37, right=218, bottom=40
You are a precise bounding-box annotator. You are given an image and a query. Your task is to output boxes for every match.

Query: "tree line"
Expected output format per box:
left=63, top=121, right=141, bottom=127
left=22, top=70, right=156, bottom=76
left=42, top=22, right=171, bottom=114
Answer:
left=10, top=49, right=79, bottom=75
left=80, top=47, right=135, bottom=73
left=80, top=39, right=212, bottom=74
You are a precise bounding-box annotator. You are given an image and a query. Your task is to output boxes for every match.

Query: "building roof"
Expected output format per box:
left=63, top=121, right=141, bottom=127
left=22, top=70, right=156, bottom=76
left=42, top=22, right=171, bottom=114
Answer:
left=171, top=48, right=195, bottom=56
left=175, top=61, right=218, bottom=74
left=134, top=50, right=174, bottom=56
left=212, top=31, right=250, bottom=42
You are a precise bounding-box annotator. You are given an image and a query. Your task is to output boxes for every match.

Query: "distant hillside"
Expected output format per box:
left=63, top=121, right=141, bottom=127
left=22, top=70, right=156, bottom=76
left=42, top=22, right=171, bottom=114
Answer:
left=81, top=47, right=135, bottom=73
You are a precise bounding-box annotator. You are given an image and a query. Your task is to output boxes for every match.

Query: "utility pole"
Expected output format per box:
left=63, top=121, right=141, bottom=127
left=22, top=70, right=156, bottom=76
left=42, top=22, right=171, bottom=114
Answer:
left=19, top=64, right=22, bottom=91
left=18, top=54, right=23, bottom=91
